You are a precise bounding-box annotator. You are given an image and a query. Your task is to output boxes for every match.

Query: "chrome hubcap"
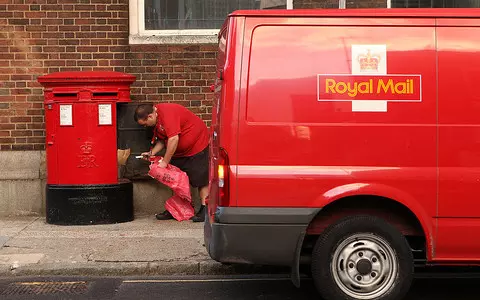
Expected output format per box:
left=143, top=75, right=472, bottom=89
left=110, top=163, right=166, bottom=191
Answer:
left=331, top=233, right=398, bottom=299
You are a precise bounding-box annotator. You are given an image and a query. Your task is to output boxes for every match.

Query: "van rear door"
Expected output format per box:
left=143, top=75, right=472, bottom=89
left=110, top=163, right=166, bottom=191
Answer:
left=208, top=18, right=229, bottom=222
left=435, top=19, right=480, bottom=260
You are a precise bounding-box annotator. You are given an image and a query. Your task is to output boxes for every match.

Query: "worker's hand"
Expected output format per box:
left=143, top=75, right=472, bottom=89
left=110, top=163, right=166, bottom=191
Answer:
left=157, top=159, right=168, bottom=168
left=141, top=151, right=151, bottom=161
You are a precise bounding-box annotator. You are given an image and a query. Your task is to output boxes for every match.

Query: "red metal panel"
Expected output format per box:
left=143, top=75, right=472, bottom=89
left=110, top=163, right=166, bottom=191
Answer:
left=38, top=71, right=135, bottom=185
left=435, top=25, right=480, bottom=261
left=229, top=8, right=480, bottom=19
left=44, top=102, right=58, bottom=184
left=234, top=18, right=436, bottom=252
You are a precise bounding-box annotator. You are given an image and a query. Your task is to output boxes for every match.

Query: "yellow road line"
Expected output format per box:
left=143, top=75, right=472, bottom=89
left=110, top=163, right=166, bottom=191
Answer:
left=123, top=278, right=291, bottom=283
left=15, top=281, right=87, bottom=285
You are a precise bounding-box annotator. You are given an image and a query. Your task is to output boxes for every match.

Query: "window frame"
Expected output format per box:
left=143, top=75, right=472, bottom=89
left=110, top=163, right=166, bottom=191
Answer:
left=129, top=0, right=294, bottom=44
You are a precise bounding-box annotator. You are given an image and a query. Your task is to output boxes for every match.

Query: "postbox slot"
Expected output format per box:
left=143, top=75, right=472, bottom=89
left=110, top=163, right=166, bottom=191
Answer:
left=92, top=92, right=118, bottom=99
left=54, top=93, right=78, bottom=98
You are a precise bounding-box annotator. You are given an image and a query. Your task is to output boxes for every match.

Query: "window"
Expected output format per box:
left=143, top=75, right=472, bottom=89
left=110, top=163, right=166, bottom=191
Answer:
left=390, top=0, right=480, bottom=7
left=129, top=0, right=292, bottom=44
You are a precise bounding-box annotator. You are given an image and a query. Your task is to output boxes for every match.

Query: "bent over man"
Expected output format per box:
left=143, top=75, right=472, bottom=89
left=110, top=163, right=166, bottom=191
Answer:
left=134, top=103, right=209, bottom=222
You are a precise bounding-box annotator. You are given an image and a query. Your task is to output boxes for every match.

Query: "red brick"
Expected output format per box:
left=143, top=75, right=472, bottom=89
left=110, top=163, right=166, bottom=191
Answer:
left=77, top=46, right=98, bottom=52
left=40, top=4, right=58, bottom=10
left=42, top=18, right=62, bottom=25
left=93, top=53, right=113, bottom=59
left=0, top=138, right=15, bottom=144
left=0, top=124, right=14, bottom=130
left=77, top=60, right=97, bottom=66
left=44, top=60, right=66, bottom=67
left=91, top=11, right=111, bottom=18
left=9, top=4, right=29, bottom=11
left=43, top=46, right=65, bottom=52
left=32, top=130, right=44, bottom=136
left=60, top=53, right=80, bottom=59
left=186, top=94, right=205, bottom=101
left=75, top=4, right=95, bottom=10
left=186, top=80, right=206, bottom=86
left=12, top=130, right=33, bottom=137
left=59, top=25, right=79, bottom=32
left=58, top=12, right=78, bottom=18
left=11, top=116, right=31, bottom=122
left=26, top=25, right=46, bottom=31
left=9, top=18, right=28, bottom=25
left=25, top=11, right=45, bottom=18
left=91, top=39, right=112, bottom=46
left=27, top=109, right=42, bottom=115
left=28, top=123, right=44, bottom=129
left=0, top=53, right=14, bottom=59
left=27, top=137, right=44, bottom=143
left=42, top=32, right=63, bottom=39
left=75, top=19, right=96, bottom=25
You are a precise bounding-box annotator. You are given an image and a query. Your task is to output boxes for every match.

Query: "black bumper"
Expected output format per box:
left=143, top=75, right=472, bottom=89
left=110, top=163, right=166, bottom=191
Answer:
left=204, top=207, right=321, bottom=267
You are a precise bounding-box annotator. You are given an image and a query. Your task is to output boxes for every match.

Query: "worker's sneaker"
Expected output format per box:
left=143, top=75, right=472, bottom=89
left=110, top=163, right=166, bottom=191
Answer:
left=155, top=210, right=173, bottom=220
left=191, top=205, right=205, bottom=222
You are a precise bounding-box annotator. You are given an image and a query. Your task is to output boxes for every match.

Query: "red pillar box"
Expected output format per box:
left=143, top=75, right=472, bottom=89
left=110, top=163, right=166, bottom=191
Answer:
left=38, top=71, right=136, bottom=225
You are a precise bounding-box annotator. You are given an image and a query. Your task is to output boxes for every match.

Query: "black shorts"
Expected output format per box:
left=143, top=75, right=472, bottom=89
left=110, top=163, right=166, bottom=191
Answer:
left=170, top=146, right=209, bottom=188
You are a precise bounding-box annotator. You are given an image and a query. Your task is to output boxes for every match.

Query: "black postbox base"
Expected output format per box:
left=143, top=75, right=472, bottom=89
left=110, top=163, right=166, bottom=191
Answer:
left=46, top=179, right=134, bottom=225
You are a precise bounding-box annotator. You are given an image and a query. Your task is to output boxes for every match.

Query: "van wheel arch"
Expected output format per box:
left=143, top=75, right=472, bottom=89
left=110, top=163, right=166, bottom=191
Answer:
left=292, top=196, right=427, bottom=284
left=307, top=195, right=426, bottom=237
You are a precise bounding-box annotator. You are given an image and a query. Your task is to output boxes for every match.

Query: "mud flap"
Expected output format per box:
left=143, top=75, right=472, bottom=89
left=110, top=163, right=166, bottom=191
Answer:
left=290, top=231, right=306, bottom=288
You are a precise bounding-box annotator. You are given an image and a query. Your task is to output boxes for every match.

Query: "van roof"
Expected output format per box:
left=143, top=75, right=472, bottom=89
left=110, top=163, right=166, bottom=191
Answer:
left=229, top=8, right=480, bottom=18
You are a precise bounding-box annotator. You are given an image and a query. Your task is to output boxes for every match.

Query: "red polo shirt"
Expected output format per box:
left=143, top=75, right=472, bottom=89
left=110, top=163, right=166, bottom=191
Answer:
left=154, top=103, right=209, bottom=157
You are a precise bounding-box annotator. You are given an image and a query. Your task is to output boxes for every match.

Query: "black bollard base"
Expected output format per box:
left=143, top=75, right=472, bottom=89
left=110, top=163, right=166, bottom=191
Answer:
left=46, top=179, right=134, bottom=225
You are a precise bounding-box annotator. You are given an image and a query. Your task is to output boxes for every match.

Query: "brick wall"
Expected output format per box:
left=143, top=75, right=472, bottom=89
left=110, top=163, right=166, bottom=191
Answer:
left=1, top=0, right=395, bottom=151
left=0, top=0, right=216, bottom=151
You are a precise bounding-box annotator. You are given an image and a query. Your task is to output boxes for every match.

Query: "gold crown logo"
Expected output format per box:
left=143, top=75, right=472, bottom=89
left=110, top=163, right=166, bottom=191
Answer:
left=80, top=142, right=93, bottom=154
left=357, top=49, right=381, bottom=71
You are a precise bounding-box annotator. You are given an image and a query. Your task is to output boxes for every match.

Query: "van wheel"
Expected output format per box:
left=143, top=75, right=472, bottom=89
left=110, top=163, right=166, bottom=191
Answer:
left=311, top=215, right=413, bottom=300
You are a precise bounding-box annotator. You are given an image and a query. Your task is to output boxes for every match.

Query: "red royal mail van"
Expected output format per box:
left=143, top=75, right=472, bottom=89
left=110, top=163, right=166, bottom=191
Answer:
left=204, top=8, right=480, bottom=300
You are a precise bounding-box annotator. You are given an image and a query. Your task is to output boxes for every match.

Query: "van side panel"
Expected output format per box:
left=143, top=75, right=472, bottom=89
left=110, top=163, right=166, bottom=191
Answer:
left=236, top=18, right=437, bottom=231
left=436, top=25, right=480, bottom=261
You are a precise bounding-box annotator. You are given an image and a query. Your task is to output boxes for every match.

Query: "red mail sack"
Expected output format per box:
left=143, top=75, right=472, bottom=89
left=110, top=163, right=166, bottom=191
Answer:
left=148, top=157, right=193, bottom=221
left=164, top=195, right=195, bottom=221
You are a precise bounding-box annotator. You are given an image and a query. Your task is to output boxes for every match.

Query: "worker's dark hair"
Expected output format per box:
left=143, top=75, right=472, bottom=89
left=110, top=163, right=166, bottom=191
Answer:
left=134, top=104, right=154, bottom=122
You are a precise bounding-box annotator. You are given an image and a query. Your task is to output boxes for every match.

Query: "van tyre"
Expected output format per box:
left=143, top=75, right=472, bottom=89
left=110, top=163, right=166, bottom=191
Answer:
left=311, top=215, right=413, bottom=300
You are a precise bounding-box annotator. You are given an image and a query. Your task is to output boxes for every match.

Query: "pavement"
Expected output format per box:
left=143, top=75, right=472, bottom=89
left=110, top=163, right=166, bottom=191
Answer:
left=0, top=215, right=288, bottom=277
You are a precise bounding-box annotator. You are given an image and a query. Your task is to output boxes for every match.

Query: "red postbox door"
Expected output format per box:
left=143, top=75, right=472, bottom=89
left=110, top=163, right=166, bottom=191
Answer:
left=51, top=100, right=118, bottom=185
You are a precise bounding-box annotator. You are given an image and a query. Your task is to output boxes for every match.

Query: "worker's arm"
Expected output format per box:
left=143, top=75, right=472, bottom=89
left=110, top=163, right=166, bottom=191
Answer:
left=150, top=140, right=165, bottom=156
left=160, top=135, right=179, bottom=166
left=141, top=140, right=164, bottom=159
